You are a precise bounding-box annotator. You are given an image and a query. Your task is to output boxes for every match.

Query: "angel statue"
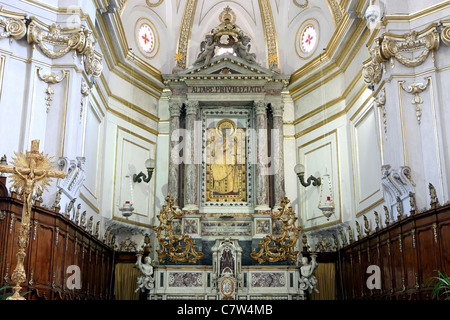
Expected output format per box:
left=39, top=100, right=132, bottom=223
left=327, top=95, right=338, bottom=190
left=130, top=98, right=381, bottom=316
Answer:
left=134, top=253, right=155, bottom=293
left=298, top=254, right=319, bottom=295
left=232, top=35, right=257, bottom=64
left=193, top=34, right=217, bottom=66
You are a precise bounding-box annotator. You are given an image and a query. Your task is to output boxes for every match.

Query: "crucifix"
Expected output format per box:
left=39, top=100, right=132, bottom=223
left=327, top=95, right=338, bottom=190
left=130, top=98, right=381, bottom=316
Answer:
left=0, top=140, right=66, bottom=300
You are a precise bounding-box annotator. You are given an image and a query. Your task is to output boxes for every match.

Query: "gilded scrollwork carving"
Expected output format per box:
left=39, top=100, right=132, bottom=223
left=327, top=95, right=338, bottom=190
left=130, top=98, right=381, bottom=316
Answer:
left=153, top=195, right=204, bottom=263
left=381, top=26, right=439, bottom=68
left=119, top=237, right=138, bottom=252
left=364, top=24, right=440, bottom=87
left=37, top=67, right=67, bottom=113
left=375, top=88, right=387, bottom=136
left=363, top=39, right=385, bottom=88
left=0, top=18, right=26, bottom=42
left=0, top=9, right=27, bottom=43
left=0, top=8, right=103, bottom=78
left=27, top=20, right=103, bottom=77
left=400, top=78, right=431, bottom=125
left=441, top=20, right=450, bottom=46
left=251, top=197, right=302, bottom=264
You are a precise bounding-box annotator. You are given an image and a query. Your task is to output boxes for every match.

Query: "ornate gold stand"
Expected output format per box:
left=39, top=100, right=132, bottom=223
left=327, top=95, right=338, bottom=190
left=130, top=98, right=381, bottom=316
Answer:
left=153, top=195, right=204, bottom=263
left=251, top=197, right=302, bottom=264
left=0, top=140, right=65, bottom=300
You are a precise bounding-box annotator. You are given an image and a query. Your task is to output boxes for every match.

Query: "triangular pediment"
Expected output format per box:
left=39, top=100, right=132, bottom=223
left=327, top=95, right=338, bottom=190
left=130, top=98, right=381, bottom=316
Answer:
left=163, top=54, right=290, bottom=87
left=180, top=53, right=274, bottom=77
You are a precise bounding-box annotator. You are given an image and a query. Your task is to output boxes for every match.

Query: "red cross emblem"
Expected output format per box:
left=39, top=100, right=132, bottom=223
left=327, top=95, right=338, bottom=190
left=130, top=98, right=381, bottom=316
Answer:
left=142, top=34, right=150, bottom=45
left=305, top=34, right=314, bottom=45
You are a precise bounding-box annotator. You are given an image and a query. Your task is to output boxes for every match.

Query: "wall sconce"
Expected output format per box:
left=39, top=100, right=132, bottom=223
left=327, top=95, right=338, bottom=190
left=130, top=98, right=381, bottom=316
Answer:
left=318, top=173, right=335, bottom=221
left=119, top=201, right=134, bottom=219
left=133, top=158, right=156, bottom=183
left=294, top=164, right=321, bottom=187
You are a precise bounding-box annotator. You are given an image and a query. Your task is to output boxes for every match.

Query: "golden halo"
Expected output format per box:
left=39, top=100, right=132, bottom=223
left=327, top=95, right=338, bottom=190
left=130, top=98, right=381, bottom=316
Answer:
left=216, top=119, right=237, bottom=137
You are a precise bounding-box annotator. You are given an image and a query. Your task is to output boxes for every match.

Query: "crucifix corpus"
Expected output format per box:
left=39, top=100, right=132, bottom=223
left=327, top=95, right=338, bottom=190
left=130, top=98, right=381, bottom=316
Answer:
left=0, top=140, right=66, bottom=300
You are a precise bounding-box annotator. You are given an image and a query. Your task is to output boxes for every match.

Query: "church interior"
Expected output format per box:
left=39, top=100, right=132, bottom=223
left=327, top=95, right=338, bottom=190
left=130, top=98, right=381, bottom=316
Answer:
left=0, top=0, right=450, bottom=302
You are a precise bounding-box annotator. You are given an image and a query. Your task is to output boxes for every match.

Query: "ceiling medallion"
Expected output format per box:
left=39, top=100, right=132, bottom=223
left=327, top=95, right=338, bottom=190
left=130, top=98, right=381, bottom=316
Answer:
left=138, top=24, right=155, bottom=53
left=295, top=19, right=320, bottom=59
left=135, top=18, right=159, bottom=58
left=300, top=25, right=317, bottom=54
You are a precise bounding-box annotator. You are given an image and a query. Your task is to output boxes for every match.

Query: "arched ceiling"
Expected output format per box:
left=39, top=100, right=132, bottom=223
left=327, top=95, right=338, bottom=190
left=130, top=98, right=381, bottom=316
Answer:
left=117, top=0, right=346, bottom=75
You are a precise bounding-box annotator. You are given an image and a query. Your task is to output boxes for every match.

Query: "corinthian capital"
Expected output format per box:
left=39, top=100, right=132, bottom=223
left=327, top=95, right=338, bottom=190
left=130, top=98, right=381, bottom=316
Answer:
left=169, top=102, right=182, bottom=117
left=254, top=100, right=267, bottom=115
left=185, top=101, right=199, bottom=115
left=271, top=103, right=284, bottom=117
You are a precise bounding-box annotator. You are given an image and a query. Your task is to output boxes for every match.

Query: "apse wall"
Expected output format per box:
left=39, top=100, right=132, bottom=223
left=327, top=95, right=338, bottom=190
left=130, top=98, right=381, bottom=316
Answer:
left=0, top=0, right=163, bottom=248
left=292, top=0, right=450, bottom=250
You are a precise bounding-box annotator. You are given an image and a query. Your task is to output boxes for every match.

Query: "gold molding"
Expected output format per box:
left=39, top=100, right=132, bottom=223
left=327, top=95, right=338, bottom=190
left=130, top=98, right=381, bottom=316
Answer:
left=350, top=103, right=383, bottom=214
left=325, top=0, right=344, bottom=28
left=427, top=76, right=445, bottom=203
left=112, top=126, right=157, bottom=224
left=397, top=80, right=408, bottom=166
left=175, top=0, right=198, bottom=69
left=94, top=11, right=163, bottom=97
left=294, top=83, right=368, bottom=139
left=0, top=55, right=5, bottom=104
left=298, top=129, right=342, bottom=230
left=384, top=1, right=450, bottom=22
left=290, top=17, right=367, bottom=99
left=258, top=0, right=280, bottom=70
left=146, top=0, right=164, bottom=8
left=80, top=192, right=100, bottom=214
left=113, top=216, right=153, bottom=228
left=199, top=1, right=257, bottom=26
left=109, top=92, right=160, bottom=123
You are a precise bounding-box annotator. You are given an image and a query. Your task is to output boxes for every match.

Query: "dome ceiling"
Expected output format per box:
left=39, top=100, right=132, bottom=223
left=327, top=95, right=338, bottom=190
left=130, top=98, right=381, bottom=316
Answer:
left=118, top=0, right=344, bottom=75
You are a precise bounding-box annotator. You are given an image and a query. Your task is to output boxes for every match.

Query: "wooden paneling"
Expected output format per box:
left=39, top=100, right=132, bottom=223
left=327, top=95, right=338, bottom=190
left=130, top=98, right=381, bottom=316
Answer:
left=0, top=179, right=115, bottom=300
left=335, top=203, right=450, bottom=300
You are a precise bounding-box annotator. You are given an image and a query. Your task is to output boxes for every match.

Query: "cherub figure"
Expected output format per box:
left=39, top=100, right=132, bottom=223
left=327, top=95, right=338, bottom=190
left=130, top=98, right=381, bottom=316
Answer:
left=193, top=34, right=217, bottom=66
left=298, top=254, right=319, bottom=295
left=233, top=35, right=257, bottom=64
left=135, top=253, right=155, bottom=293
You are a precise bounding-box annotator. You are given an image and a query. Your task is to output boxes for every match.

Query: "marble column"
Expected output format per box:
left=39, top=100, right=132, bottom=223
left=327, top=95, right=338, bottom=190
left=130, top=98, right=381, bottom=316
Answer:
left=271, top=103, right=285, bottom=207
left=168, top=102, right=182, bottom=208
left=254, top=100, right=270, bottom=211
left=183, top=101, right=199, bottom=211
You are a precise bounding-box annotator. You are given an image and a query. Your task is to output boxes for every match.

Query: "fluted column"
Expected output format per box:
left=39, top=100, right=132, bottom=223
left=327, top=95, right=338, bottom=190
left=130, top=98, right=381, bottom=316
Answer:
left=168, top=102, right=182, bottom=207
left=254, top=100, right=270, bottom=211
left=271, top=103, right=285, bottom=207
left=183, top=101, right=199, bottom=211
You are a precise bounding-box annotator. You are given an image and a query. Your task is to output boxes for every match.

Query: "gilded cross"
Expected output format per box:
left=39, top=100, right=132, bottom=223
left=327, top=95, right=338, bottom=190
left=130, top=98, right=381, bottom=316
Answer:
left=0, top=140, right=66, bottom=300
